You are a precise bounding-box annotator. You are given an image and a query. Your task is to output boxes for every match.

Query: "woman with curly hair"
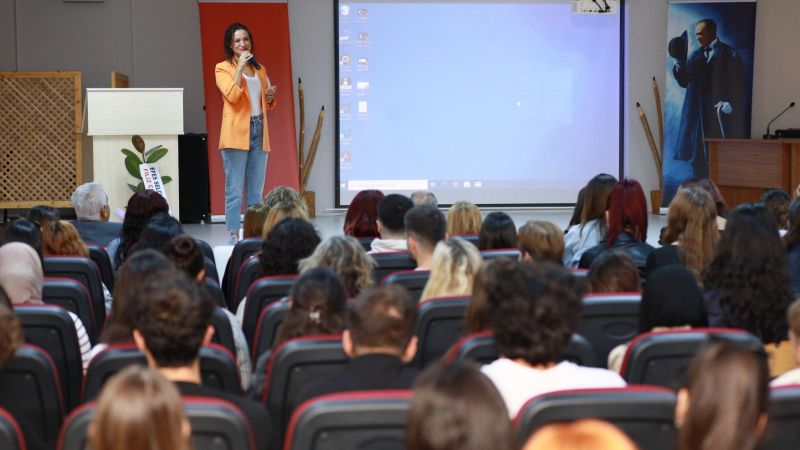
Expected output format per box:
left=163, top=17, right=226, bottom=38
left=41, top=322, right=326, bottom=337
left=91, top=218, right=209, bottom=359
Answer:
left=420, top=238, right=483, bottom=301
left=784, top=197, right=800, bottom=297
left=704, top=203, right=793, bottom=374
left=447, top=201, right=483, bottom=236
left=299, top=235, right=375, bottom=298
left=343, top=189, right=385, bottom=238
left=109, top=190, right=169, bottom=269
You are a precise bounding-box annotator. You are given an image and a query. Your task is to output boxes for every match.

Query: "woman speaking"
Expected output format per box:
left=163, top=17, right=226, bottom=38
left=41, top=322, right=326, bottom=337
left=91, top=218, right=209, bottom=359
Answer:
left=215, top=22, right=277, bottom=243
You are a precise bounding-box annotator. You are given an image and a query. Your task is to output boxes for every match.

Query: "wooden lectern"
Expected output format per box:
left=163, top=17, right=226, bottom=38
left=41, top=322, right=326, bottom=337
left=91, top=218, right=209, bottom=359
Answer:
left=707, top=138, right=800, bottom=208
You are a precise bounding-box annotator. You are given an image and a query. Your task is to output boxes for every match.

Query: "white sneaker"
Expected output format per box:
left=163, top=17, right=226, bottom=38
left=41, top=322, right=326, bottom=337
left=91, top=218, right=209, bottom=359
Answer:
left=228, top=232, right=240, bottom=245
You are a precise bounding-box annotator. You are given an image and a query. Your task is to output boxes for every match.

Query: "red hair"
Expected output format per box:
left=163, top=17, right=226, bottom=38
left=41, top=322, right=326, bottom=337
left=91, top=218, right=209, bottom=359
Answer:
left=343, top=190, right=385, bottom=237
left=606, top=179, right=648, bottom=246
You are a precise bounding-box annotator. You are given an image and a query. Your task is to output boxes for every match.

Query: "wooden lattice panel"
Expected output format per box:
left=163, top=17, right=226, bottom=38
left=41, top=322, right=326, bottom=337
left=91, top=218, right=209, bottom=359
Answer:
left=0, top=72, right=82, bottom=208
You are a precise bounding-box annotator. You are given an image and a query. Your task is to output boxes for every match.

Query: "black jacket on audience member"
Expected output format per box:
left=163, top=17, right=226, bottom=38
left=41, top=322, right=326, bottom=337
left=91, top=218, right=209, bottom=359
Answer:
left=579, top=231, right=655, bottom=278
left=644, top=245, right=681, bottom=279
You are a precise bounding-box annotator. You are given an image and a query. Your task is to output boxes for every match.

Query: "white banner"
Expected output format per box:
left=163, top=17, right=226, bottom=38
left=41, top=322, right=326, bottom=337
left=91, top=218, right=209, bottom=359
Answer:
left=140, top=164, right=169, bottom=204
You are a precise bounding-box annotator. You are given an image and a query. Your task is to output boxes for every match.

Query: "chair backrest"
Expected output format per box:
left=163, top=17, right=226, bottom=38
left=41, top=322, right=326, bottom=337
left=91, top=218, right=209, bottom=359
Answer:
left=199, top=344, right=242, bottom=395
left=42, top=276, right=97, bottom=344
left=222, top=238, right=262, bottom=309
left=577, top=293, right=641, bottom=364
left=0, top=345, right=64, bottom=448
left=414, top=296, right=469, bottom=368
left=86, top=244, right=114, bottom=292
left=233, top=255, right=261, bottom=312
left=514, top=386, right=677, bottom=450
left=196, top=239, right=216, bottom=264
left=252, top=299, right=290, bottom=361
left=204, top=278, right=226, bottom=307
left=284, top=390, right=410, bottom=450
left=261, top=335, right=349, bottom=445
left=56, top=402, right=95, bottom=450
left=381, top=270, right=430, bottom=302
left=480, top=248, right=521, bottom=261
left=356, top=237, right=376, bottom=252
left=0, top=407, right=25, bottom=450
left=15, top=305, right=84, bottom=412
left=204, top=256, right=220, bottom=282
left=762, top=386, right=800, bottom=450
left=446, top=332, right=598, bottom=367
left=371, top=252, right=416, bottom=283
left=454, top=234, right=479, bottom=247
left=209, top=307, right=237, bottom=357
left=243, top=275, right=297, bottom=347
left=43, top=256, right=106, bottom=335
left=621, top=328, right=764, bottom=389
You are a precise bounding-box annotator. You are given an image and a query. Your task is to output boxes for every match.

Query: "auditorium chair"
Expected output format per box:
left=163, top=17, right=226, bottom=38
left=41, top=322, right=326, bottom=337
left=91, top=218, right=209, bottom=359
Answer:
left=381, top=270, right=430, bottom=302
left=371, top=252, right=416, bottom=283
left=209, top=307, right=238, bottom=358
left=413, top=296, right=469, bottom=368
left=42, top=277, right=97, bottom=344
left=260, top=334, right=349, bottom=448
left=232, top=255, right=261, bottom=312
left=453, top=234, right=479, bottom=247
left=445, top=332, right=598, bottom=367
left=762, top=385, right=800, bottom=450
left=86, top=244, right=114, bottom=292
left=195, top=238, right=216, bottom=265
left=0, top=407, right=26, bottom=450
left=222, top=238, right=262, bottom=309
left=204, top=256, right=220, bottom=282
left=480, top=248, right=521, bottom=261
left=242, top=275, right=296, bottom=347
left=514, top=386, right=677, bottom=450
left=43, top=256, right=106, bottom=335
left=15, top=305, right=84, bottom=411
left=577, top=292, right=641, bottom=364
left=0, top=345, right=64, bottom=448
left=620, top=328, right=764, bottom=389
left=251, top=299, right=290, bottom=361
left=356, top=236, right=376, bottom=252
left=284, top=390, right=410, bottom=450
left=204, top=278, right=226, bottom=307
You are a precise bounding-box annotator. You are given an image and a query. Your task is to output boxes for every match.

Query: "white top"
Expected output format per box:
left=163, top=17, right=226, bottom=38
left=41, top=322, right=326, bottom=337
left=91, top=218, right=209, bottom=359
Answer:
left=481, top=358, right=626, bottom=417
left=562, top=219, right=604, bottom=268
left=368, top=238, right=407, bottom=254
left=771, top=367, right=800, bottom=387
left=243, top=71, right=262, bottom=116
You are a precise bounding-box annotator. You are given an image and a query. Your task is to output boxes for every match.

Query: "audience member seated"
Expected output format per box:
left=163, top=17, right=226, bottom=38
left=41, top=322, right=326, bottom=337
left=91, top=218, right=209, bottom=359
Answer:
left=563, top=173, right=616, bottom=267
left=607, top=266, right=707, bottom=372
left=0, top=218, right=43, bottom=263
left=478, top=212, right=517, bottom=251
left=89, top=366, right=191, bottom=450
left=675, top=342, right=768, bottom=450
left=410, top=191, right=438, bottom=208
left=703, top=203, right=794, bottom=376
left=419, top=238, right=482, bottom=301
left=131, top=272, right=273, bottom=450
left=406, top=361, right=513, bottom=450
left=165, top=235, right=252, bottom=390
left=0, top=242, right=92, bottom=371
left=679, top=177, right=727, bottom=231
left=405, top=206, right=447, bottom=270
left=108, top=190, right=169, bottom=269
left=464, top=258, right=509, bottom=335
left=517, top=220, right=565, bottom=265
left=370, top=194, right=414, bottom=254
left=787, top=198, right=800, bottom=297
left=343, top=189, right=384, bottom=238
left=761, top=188, right=790, bottom=231
left=645, top=186, right=718, bottom=282
left=447, top=201, right=483, bottom=236
left=25, top=205, right=59, bottom=228
left=579, top=179, right=653, bottom=276
left=127, top=212, right=183, bottom=256
left=298, top=235, right=375, bottom=298
left=772, top=300, right=800, bottom=386
left=70, top=182, right=122, bottom=247
left=523, top=420, right=639, bottom=450
left=587, top=250, right=641, bottom=294
left=243, top=204, right=269, bottom=239
left=263, top=185, right=306, bottom=211
left=480, top=260, right=625, bottom=417
left=260, top=201, right=309, bottom=239
left=293, top=285, right=420, bottom=409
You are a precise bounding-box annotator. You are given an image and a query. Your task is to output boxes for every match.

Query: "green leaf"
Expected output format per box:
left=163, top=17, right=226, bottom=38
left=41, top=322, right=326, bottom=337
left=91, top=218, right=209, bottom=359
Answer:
left=145, top=147, right=168, bottom=164
left=144, top=145, right=163, bottom=159
left=124, top=155, right=143, bottom=179
left=127, top=183, right=138, bottom=193
left=121, top=148, right=142, bottom=164
left=161, top=176, right=172, bottom=184
left=136, top=181, right=145, bottom=192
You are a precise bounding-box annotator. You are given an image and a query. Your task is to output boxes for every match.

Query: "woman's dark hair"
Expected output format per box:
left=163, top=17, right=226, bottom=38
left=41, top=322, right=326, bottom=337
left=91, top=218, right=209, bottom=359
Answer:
left=273, top=268, right=347, bottom=347
left=259, top=218, right=321, bottom=276
left=163, top=235, right=204, bottom=280
left=784, top=196, right=800, bottom=251
left=0, top=218, right=43, bottom=263
left=127, top=212, right=183, bottom=257
left=680, top=177, right=727, bottom=217
left=640, top=266, right=707, bottom=333
left=703, top=203, right=792, bottom=344
left=223, top=22, right=260, bottom=69
left=587, top=249, right=641, bottom=294
left=25, top=205, right=60, bottom=227
left=102, top=249, right=176, bottom=344
left=761, top=188, right=791, bottom=230
left=567, top=187, right=586, bottom=229
left=406, top=361, right=513, bottom=450
left=343, top=189, right=385, bottom=237
left=579, top=173, right=617, bottom=235
left=114, top=190, right=169, bottom=267
left=477, top=212, right=517, bottom=250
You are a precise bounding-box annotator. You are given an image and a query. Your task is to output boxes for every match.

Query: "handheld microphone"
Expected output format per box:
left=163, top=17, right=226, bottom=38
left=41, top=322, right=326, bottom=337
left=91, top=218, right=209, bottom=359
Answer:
left=764, top=101, right=796, bottom=139
left=248, top=55, right=260, bottom=69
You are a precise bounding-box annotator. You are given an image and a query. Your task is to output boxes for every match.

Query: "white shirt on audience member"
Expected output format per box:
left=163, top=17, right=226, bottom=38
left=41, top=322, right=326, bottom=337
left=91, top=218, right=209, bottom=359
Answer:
left=368, top=238, right=407, bottom=254
left=481, top=357, right=626, bottom=417
left=563, top=219, right=604, bottom=268
left=771, top=367, right=800, bottom=387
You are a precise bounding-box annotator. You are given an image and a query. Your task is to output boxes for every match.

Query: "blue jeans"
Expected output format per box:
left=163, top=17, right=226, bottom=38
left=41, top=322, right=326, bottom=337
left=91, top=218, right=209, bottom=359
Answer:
left=222, top=114, right=268, bottom=233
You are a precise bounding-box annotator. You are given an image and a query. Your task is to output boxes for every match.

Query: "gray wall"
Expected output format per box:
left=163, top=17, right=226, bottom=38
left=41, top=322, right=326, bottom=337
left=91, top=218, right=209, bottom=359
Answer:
left=3, top=0, right=799, bottom=211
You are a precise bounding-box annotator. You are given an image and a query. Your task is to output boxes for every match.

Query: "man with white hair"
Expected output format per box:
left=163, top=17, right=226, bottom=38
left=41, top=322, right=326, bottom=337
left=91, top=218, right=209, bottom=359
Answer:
left=410, top=190, right=438, bottom=208
left=70, top=182, right=122, bottom=246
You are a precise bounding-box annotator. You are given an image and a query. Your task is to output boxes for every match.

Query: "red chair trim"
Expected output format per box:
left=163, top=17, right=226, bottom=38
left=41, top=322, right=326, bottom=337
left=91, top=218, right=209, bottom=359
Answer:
left=0, top=407, right=27, bottom=450
left=261, top=334, right=344, bottom=404
left=443, top=331, right=493, bottom=363
left=182, top=396, right=257, bottom=450
left=56, top=402, right=97, bottom=450
left=380, top=269, right=429, bottom=285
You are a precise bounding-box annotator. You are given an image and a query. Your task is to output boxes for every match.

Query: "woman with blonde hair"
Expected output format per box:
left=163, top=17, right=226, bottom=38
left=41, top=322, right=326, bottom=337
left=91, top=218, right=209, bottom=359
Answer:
left=261, top=200, right=309, bottom=239
left=89, top=366, right=190, bottom=450
left=242, top=204, right=269, bottom=239
left=420, top=238, right=483, bottom=301
left=298, top=235, right=375, bottom=298
left=523, top=419, right=639, bottom=450
left=518, top=220, right=565, bottom=265
left=447, top=201, right=483, bottom=236
left=646, top=186, right=718, bottom=282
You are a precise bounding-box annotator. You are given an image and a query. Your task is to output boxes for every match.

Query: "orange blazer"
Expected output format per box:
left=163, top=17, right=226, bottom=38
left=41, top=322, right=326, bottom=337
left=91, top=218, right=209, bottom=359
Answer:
left=215, top=60, right=277, bottom=152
